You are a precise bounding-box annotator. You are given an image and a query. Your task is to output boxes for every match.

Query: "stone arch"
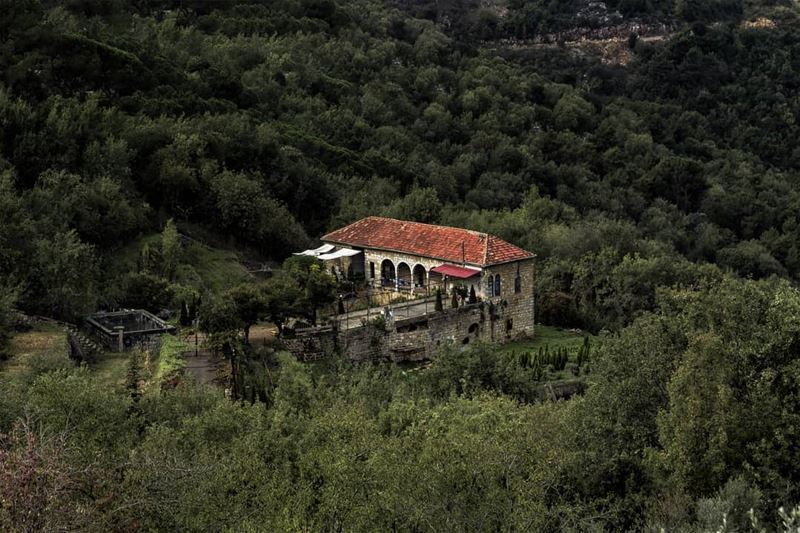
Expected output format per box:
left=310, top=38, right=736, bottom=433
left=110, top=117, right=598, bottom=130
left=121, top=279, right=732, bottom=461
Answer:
left=380, top=259, right=396, bottom=287
left=468, top=323, right=479, bottom=335
left=397, top=262, right=412, bottom=289
left=412, top=264, right=426, bottom=288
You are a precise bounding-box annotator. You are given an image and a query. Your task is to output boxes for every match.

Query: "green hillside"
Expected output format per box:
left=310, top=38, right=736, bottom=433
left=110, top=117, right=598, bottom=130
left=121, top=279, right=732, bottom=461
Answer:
left=2, top=1, right=800, bottom=530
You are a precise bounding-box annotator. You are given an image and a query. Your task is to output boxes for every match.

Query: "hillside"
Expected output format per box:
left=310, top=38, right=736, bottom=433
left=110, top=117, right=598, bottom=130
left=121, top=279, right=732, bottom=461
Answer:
left=3, top=1, right=800, bottom=531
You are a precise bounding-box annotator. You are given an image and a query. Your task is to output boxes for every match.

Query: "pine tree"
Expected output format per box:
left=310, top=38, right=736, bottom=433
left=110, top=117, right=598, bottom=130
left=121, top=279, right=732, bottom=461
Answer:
left=435, top=288, right=443, bottom=312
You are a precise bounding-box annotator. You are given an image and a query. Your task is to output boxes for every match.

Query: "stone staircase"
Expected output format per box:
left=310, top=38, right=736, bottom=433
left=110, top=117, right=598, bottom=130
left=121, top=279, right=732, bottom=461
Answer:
left=22, top=314, right=104, bottom=362
left=66, top=326, right=103, bottom=362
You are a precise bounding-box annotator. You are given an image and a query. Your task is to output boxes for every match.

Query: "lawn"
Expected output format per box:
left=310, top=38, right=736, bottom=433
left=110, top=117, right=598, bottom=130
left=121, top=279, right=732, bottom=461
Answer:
left=92, top=351, right=131, bottom=387
left=2, top=323, right=71, bottom=379
left=108, top=232, right=254, bottom=294
left=499, top=325, right=595, bottom=363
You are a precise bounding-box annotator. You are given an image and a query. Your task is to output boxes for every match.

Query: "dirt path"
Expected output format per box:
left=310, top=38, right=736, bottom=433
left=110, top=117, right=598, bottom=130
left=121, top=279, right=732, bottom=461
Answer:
left=181, top=332, right=220, bottom=385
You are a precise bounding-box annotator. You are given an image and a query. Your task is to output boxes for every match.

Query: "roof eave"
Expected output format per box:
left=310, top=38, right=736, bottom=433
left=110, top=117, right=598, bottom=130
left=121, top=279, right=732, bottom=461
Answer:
left=323, top=237, right=534, bottom=268
left=321, top=238, right=494, bottom=268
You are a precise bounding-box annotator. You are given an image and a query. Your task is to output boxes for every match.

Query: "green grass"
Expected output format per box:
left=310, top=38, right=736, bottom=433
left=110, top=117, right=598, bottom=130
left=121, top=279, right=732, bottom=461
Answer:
left=2, top=323, right=71, bottom=379
left=155, top=334, right=188, bottom=383
left=92, top=351, right=131, bottom=387
left=500, top=325, right=595, bottom=363
left=109, top=232, right=254, bottom=293
left=180, top=239, right=253, bottom=292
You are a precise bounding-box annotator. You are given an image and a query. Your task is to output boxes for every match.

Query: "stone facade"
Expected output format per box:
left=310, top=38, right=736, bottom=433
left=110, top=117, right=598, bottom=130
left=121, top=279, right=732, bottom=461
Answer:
left=480, top=257, right=535, bottom=338
left=297, top=217, right=536, bottom=361
left=284, top=264, right=534, bottom=363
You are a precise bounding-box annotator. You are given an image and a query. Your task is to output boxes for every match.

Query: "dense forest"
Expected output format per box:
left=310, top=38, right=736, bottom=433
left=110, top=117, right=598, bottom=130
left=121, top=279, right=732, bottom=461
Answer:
left=4, top=0, right=800, bottom=530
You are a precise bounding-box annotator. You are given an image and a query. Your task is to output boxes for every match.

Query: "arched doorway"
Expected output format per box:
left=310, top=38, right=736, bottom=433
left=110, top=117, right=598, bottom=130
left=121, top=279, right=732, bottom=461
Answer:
left=380, top=259, right=396, bottom=287
left=397, top=262, right=412, bottom=290
left=412, top=264, right=426, bottom=290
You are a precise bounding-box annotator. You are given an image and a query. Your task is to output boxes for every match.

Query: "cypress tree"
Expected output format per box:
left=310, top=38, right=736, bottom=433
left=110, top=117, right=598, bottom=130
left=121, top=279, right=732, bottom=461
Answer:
left=188, top=296, right=198, bottom=322
left=435, top=288, right=443, bottom=312
left=451, top=287, right=459, bottom=308
left=178, top=300, right=187, bottom=326
left=338, top=297, right=345, bottom=315
left=126, top=350, right=142, bottom=403
left=468, top=285, right=477, bottom=304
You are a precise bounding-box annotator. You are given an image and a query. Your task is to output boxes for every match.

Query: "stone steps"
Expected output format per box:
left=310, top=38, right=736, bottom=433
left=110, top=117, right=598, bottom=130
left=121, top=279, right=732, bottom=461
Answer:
left=66, top=326, right=103, bottom=361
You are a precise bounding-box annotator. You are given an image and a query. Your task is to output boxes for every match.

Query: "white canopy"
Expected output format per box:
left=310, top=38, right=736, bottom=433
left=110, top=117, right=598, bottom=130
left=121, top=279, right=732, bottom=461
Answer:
left=293, top=243, right=335, bottom=256
left=318, top=248, right=361, bottom=260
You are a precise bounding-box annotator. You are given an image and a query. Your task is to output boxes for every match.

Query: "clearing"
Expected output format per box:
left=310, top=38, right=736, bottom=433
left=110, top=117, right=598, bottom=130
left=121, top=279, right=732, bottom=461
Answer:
left=2, top=323, right=71, bottom=378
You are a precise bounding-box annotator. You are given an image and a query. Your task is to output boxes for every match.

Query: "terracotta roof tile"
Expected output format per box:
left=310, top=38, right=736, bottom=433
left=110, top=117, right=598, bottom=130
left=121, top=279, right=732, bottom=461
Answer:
left=321, top=217, right=533, bottom=267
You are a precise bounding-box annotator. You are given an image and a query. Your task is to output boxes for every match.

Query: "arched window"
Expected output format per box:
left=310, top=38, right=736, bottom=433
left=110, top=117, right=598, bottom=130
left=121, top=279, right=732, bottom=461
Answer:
left=494, top=274, right=501, bottom=297
left=514, top=264, right=521, bottom=294
left=487, top=275, right=494, bottom=297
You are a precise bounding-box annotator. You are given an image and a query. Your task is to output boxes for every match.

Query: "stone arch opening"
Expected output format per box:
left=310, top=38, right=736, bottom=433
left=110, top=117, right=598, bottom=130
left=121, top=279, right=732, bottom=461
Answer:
left=380, top=259, right=396, bottom=287
left=468, top=323, right=479, bottom=335
left=397, top=262, right=412, bottom=289
left=412, top=264, right=426, bottom=289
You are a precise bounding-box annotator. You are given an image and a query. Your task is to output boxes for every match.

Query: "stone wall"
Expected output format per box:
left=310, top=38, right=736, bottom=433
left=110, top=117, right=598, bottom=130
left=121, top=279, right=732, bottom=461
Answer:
left=282, top=326, right=337, bottom=361
left=285, top=291, right=533, bottom=363
left=284, top=257, right=535, bottom=362
left=481, top=258, right=535, bottom=338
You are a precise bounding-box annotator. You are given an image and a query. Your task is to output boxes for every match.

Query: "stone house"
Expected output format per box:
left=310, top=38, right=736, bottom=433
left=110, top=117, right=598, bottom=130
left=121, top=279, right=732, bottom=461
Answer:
left=314, top=216, right=536, bottom=339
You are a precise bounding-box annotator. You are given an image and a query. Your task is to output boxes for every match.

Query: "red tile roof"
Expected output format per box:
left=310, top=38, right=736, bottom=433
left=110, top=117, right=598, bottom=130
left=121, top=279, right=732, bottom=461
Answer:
left=321, top=217, right=533, bottom=267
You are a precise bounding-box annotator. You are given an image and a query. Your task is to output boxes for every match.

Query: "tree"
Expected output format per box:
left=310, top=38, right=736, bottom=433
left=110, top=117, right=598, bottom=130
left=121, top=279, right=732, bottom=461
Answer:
left=160, top=219, right=181, bottom=280
left=0, top=286, right=17, bottom=360
left=120, top=272, right=173, bottom=312
left=468, top=285, right=477, bottom=304
left=263, top=275, right=302, bottom=335
left=302, top=265, right=337, bottom=325
left=435, top=288, right=443, bottom=312
left=384, top=187, right=443, bottom=224
left=227, top=284, right=268, bottom=345
left=31, top=230, right=98, bottom=320
left=283, top=257, right=337, bottom=325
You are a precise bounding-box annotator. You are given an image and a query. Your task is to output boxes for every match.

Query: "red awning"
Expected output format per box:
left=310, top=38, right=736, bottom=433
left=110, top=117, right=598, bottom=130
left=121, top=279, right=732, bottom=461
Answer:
left=430, top=264, right=481, bottom=279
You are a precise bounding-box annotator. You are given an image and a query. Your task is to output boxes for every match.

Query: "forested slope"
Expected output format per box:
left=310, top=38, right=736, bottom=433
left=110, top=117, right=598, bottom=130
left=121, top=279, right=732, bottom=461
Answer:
left=3, top=0, right=800, bottom=330
left=3, top=1, right=800, bottom=530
